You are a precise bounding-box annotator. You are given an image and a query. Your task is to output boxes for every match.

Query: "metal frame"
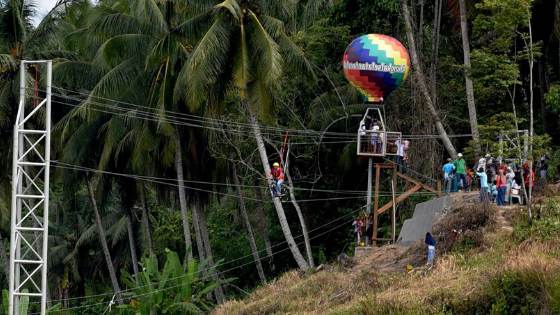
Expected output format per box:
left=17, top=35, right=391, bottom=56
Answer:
left=9, top=60, right=52, bottom=315
left=357, top=108, right=386, bottom=156
left=356, top=107, right=402, bottom=157
left=498, top=129, right=529, bottom=163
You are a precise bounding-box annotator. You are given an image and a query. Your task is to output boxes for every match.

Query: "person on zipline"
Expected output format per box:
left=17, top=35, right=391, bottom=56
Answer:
left=271, top=162, right=285, bottom=197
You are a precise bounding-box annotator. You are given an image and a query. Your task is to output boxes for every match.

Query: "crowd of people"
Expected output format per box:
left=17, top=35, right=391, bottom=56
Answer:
left=442, top=153, right=550, bottom=205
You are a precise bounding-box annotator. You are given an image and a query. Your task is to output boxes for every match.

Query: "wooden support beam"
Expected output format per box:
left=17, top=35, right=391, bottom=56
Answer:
left=391, top=169, right=397, bottom=242
left=396, top=172, right=438, bottom=194
left=377, top=184, right=422, bottom=214
left=372, top=164, right=381, bottom=246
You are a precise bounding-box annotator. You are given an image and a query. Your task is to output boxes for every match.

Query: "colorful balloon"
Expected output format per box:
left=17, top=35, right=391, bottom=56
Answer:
left=343, top=34, right=410, bottom=103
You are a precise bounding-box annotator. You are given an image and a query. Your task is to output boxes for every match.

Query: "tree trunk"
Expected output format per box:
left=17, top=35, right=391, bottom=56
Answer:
left=190, top=200, right=206, bottom=261
left=430, top=0, right=443, bottom=101
left=527, top=7, right=534, bottom=223
left=232, top=164, right=267, bottom=284
left=254, top=182, right=274, bottom=271
left=125, top=214, right=139, bottom=282
left=193, top=202, right=226, bottom=303
left=284, top=153, right=314, bottom=268
left=458, top=0, right=481, bottom=155
left=139, top=185, right=155, bottom=257
left=0, top=231, right=9, bottom=279
left=401, top=0, right=458, bottom=158
left=85, top=176, right=122, bottom=303
left=248, top=111, right=309, bottom=271
left=418, top=0, right=424, bottom=52
left=174, top=131, right=194, bottom=262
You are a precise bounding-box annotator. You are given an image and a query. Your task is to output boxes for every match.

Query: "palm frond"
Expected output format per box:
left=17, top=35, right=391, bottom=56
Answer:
left=184, top=0, right=217, bottom=15
left=132, top=0, right=168, bottom=35
left=93, top=34, right=150, bottom=69
left=247, top=10, right=282, bottom=87
left=107, top=215, right=128, bottom=247
left=173, top=9, right=214, bottom=43
left=214, top=0, right=241, bottom=21
left=88, top=12, right=141, bottom=39
left=89, top=58, right=144, bottom=100
left=186, top=17, right=232, bottom=110
left=0, top=54, right=17, bottom=73
left=74, top=223, right=98, bottom=249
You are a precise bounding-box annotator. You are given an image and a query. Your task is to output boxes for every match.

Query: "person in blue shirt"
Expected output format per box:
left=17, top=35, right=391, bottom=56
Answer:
left=442, top=158, right=455, bottom=193
left=476, top=168, right=490, bottom=202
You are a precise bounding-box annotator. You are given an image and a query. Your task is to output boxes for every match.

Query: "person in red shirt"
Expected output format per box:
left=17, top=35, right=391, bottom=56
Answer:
left=495, top=169, right=508, bottom=206
left=271, top=162, right=285, bottom=197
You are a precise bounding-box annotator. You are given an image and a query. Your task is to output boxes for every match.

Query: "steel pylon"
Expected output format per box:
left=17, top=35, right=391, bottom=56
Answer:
left=9, top=60, right=52, bottom=315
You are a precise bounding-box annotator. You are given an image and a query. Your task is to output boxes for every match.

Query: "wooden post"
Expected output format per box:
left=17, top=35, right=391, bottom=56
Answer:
left=392, top=167, right=397, bottom=242
left=373, top=163, right=381, bottom=246
left=366, top=158, right=373, bottom=245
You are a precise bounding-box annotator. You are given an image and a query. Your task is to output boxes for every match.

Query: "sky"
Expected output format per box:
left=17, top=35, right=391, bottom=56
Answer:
left=31, top=0, right=59, bottom=26
left=31, top=0, right=98, bottom=26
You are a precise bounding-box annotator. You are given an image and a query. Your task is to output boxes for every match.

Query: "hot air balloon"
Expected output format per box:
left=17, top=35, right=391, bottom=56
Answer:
left=343, top=34, right=410, bottom=103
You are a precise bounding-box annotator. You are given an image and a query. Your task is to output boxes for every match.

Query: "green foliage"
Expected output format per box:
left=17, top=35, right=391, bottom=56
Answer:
left=487, top=271, right=545, bottom=315
left=152, top=205, right=186, bottom=258
left=1, top=0, right=560, bottom=311
left=545, top=84, right=560, bottom=114
left=1, top=289, right=28, bottom=315
left=116, top=249, right=220, bottom=314
left=513, top=197, right=560, bottom=243
left=474, top=0, right=533, bottom=53
left=465, top=112, right=551, bottom=161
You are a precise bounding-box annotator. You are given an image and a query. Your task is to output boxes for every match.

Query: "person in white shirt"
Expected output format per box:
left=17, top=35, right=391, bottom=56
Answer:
left=370, top=123, right=381, bottom=154
left=395, top=137, right=405, bottom=171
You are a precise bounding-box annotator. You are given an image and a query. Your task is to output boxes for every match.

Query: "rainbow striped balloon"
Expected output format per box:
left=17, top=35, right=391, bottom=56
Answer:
left=343, top=34, right=410, bottom=103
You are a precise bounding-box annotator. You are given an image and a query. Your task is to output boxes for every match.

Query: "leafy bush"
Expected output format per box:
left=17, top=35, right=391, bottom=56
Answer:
left=487, top=271, right=546, bottom=315
left=513, top=198, right=560, bottom=243
left=433, top=203, right=495, bottom=254
left=115, top=249, right=224, bottom=315
left=545, top=84, right=560, bottom=114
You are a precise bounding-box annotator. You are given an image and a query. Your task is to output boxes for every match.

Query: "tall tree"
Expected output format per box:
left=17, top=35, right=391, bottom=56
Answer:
left=85, top=176, right=122, bottom=303
left=182, top=0, right=332, bottom=270
left=232, top=163, right=266, bottom=284
left=401, top=0, right=458, bottom=158
left=458, top=0, right=481, bottom=155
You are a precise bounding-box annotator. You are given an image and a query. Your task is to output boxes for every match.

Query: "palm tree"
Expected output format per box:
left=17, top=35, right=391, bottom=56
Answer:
left=54, top=0, right=227, bottom=301
left=181, top=0, right=333, bottom=271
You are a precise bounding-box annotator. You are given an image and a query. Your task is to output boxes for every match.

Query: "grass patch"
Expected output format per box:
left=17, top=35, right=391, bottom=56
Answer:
left=513, top=197, right=560, bottom=243
left=214, top=197, right=560, bottom=315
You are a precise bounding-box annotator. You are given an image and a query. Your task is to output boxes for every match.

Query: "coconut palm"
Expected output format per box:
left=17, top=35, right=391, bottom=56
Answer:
left=54, top=0, right=228, bottom=302
left=181, top=0, right=331, bottom=270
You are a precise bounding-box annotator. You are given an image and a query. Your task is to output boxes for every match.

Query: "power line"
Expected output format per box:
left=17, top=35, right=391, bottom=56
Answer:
left=39, top=87, right=475, bottom=141
left=40, top=213, right=360, bottom=314
left=33, top=203, right=367, bottom=308
left=51, top=161, right=437, bottom=200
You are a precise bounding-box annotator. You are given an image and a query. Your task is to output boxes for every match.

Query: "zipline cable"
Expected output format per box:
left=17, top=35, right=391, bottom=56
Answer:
left=37, top=88, right=475, bottom=140
left=32, top=203, right=368, bottom=307
left=51, top=162, right=437, bottom=201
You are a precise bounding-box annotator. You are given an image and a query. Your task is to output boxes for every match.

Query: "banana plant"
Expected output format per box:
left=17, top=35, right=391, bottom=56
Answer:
left=116, top=249, right=229, bottom=315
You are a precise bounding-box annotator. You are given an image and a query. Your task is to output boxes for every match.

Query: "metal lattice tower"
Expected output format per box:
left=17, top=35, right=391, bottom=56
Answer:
left=9, top=60, right=52, bottom=315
